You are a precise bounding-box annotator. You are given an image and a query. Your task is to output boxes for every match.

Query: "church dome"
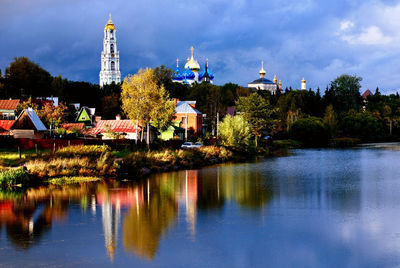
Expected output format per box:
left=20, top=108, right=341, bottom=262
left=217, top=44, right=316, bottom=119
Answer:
left=183, top=67, right=195, bottom=80
left=184, top=46, right=201, bottom=72
left=105, top=14, right=116, bottom=31
left=172, top=67, right=184, bottom=81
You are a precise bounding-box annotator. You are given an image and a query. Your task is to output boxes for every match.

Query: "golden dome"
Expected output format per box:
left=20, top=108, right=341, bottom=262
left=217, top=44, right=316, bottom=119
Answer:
left=273, top=74, right=277, bottom=83
left=105, top=14, right=116, bottom=31
left=301, top=76, right=306, bottom=83
left=184, top=46, right=200, bottom=72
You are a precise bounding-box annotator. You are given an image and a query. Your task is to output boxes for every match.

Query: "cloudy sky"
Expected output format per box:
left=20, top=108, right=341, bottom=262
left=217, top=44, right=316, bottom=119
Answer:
left=1, top=0, right=400, bottom=93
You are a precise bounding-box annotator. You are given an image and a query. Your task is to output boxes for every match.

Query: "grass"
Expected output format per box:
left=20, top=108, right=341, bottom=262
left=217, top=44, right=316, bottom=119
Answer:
left=0, top=167, right=28, bottom=188
left=47, top=176, right=100, bottom=185
left=0, top=148, right=49, bottom=167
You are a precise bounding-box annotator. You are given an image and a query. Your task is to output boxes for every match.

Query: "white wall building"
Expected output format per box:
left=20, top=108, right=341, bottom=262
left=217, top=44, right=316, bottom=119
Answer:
left=248, top=61, right=279, bottom=94
left=99, top=14, right=121, bottom=87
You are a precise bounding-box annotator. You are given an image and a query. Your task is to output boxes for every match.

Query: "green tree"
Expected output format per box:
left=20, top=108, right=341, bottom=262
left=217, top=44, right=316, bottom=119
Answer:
left=235, top=92, right=277, bottom=146
left=289, top=117, right=331, bottom=146
left=323, top=104, right=338, bottom=135
left=121, top=68, right=174, bottom=145
left=328, top=74, right=363, bottom=113
left=4, top=57, right=53, bottom=98
left=218, top=115, right=254, bottom=151
left=339, top=112, right=384, bottom=141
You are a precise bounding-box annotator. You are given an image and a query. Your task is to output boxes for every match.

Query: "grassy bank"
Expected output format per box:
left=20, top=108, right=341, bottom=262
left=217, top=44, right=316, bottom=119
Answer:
left=119, top=146, right=235, bottom=177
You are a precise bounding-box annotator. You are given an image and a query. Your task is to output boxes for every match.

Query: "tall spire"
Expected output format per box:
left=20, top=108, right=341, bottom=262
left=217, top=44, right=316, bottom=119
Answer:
left=190, top=46, right=194, bottom=59
left=206, top=58, right=209, bottom=68
left=176, top=57, right=179, bottom=67
left=259, top=61, right=266, bottom=79
left=273, top=74, right=277, bottom=84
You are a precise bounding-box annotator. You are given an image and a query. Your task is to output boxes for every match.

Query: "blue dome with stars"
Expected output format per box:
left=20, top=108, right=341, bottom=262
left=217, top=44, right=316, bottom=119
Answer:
left=172, top=66, right=184, bottom=81
left=183, top=67, right=195, bottom=80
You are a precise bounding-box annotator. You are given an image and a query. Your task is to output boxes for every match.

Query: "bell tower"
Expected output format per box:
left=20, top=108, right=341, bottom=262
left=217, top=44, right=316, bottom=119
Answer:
left=99, top=14, right=121, bottom=87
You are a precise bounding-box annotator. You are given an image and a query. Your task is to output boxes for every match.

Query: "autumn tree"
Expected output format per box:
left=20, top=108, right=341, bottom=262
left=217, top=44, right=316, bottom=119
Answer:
left=121, top=68, right=174, bottom=145
left=218, top=115, right=254, bottom=151
left=37, top=102, right=68, bottom=129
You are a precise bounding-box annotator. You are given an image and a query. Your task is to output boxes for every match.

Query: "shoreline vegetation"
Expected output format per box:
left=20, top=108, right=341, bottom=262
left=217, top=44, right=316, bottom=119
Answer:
left=0, top=138, right=364, bottom=190
left=0, top=143, right=291, bottom=189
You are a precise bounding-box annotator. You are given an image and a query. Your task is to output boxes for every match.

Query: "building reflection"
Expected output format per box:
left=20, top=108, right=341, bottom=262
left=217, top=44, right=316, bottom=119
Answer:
left=0, top=166, right=274, bottom=260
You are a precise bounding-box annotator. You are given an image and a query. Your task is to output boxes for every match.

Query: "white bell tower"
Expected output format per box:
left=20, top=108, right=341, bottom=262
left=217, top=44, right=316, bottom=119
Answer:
left=99, top=14, right=121, bottom=87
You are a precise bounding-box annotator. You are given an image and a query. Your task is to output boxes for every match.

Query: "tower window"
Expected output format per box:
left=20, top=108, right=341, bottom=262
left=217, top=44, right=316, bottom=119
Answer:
left=110, top=30, right=114, bottom=39
left=110, top=44, right=114, bottom=54
left=111, top=61, right=115, bottom=71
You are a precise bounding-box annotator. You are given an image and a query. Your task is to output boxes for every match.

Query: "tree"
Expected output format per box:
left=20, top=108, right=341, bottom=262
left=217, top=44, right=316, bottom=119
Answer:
left=121, top=68, right=174, bottom=146
left=323, top=104, right=338, bottom=135
left=289, top=117, right=331, bottom=146
left=37, top=102, right=68, bottom=129
left=236, top=92, right=277, bottom=146
left=339, top=112, right=384, bottom=141
left=218, top=115, right=254, bottom=151
left=4, top=57, right=53, bottom=98
left=328, top=74, right=363, bottom=113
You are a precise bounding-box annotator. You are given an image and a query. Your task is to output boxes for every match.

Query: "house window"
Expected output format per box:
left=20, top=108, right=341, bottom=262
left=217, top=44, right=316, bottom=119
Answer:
left=181, top=117, right=186, bottom=124
left=81, top=116, right=86, bottom=120
left=111, top=61, right=115, bottom=71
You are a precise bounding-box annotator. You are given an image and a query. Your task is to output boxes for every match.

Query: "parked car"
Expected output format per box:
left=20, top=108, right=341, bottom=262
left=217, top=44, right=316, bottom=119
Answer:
left=193, top=142, right=203, bottom=148
left=181, top=142, right=194, bottom=149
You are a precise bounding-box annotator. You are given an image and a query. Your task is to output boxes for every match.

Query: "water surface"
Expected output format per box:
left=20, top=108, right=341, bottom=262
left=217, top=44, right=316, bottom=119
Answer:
left=1, top=145, right=400, bottom=267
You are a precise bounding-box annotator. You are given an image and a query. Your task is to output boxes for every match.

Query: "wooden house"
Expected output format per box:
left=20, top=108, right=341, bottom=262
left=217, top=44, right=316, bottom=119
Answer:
left=174, top=100, right=203, bottom=134
left=10, top=108, right=47, bottom=139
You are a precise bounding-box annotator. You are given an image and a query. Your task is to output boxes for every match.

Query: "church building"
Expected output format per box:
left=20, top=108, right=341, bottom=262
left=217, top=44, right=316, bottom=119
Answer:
left=248, top=61, right=281, bottom=94
left=172, top=47, right=214, bottom=85
left=99, top=15, right=121, bottom=87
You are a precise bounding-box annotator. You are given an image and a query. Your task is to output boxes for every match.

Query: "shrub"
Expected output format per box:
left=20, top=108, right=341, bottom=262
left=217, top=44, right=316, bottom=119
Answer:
left=339, top=112, right=384, bottom=142
left=218, top=115, right=254, bottom=151
left=48, top=176, right=100, bottom=185
left=289, top=117, right=331, bottom=146
left=0, top=167, right=28, bottom=188
left=331, top=137, right=361, bottom=147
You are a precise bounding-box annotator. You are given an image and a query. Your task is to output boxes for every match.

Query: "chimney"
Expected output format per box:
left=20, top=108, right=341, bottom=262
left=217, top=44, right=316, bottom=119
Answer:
left=115, top=114, right=121, bottom=120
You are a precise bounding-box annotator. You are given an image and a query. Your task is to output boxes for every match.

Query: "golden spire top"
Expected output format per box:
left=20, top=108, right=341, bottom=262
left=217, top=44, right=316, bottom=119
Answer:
left=176, top=58, right=179, bottom=67
left=105, top=13, right=116, bottom=31
left=259, top=60, right=266, bottom=78
left=206, top=58, right=209, bottom=67
left=279, top=80, right=282, bottom=85
left=190, top=46, right=194, bottom=59
left=301, top=76, right=306, bottom=83
left=273, top=74, right=277, bottom=83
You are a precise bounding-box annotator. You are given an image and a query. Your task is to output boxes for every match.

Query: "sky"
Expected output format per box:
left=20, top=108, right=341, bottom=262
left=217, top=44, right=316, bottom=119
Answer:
left=1, top=0, right=400, bottom=93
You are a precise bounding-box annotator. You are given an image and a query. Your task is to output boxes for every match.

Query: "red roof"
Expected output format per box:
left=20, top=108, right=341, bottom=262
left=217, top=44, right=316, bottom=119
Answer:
left=0, top=120, right=15, bottom=131
left=0, top=99, right=19, bottom=110
left=60, top=123, right=85, bottom=131
left=362, top=89, right=372, bottom=100
left=90, top=120, right=140, bottom=135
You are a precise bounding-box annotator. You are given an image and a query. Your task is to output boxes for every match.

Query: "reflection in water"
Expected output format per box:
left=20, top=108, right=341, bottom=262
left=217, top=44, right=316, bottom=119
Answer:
left=0, top=148, right=381, bottom=266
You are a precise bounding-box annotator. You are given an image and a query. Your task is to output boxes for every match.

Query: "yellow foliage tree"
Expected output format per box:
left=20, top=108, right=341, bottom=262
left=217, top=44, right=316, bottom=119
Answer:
left=121, top=68, right=174, bottom=145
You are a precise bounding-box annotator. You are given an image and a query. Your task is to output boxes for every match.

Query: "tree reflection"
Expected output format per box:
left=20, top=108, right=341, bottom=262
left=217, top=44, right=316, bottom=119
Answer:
left=122, top=185, right=177, bottom=260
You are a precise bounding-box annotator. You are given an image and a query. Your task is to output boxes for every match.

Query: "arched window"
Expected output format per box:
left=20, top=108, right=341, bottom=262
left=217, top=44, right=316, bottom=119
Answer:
left=110, top=44, right=114, bottom=54
left=111, top=61, right=115, bottom=71
left=110, top=30, right=114, bottom=40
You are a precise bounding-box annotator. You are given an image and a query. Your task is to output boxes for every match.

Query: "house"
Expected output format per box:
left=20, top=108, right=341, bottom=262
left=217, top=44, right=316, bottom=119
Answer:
left=76, top=106, right=96, bottom=125
left=10, top=108, right=47, bottom=139
left=158, top=124, right=185, bottom=141
left=362, top=89, right=372, bottom=100
left=0, top=120, right=15, bottom=136
left=89, top=118, right=141, bottom=140
left=0, top=99, right=20, bottom=120
left=174, top=100, right=203, bottom=134
left=60, top=123, right=85, bottom=131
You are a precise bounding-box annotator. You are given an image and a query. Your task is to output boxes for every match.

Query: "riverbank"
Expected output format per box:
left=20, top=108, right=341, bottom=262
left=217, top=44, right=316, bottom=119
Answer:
left=1, top=144, right=267, bottom=188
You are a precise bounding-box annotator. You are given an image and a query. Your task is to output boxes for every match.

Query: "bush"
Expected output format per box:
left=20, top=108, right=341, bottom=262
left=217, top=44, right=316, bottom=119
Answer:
left=331, top=137, right=361, bottom=147
left=0, top=167, right=28, bottom=188
left=339, top=112, right=384, bottom=142
left=218, top=115, right=254, bottom=151
left=289, top=117, right=331, bottom=146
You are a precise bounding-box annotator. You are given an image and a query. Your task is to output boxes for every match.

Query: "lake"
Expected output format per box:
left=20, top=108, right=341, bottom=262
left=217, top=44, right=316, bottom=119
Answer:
left=2, top=144, right=400, bottom=267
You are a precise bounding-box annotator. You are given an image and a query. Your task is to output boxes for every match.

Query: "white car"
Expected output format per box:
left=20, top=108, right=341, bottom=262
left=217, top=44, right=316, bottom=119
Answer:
left=193, top=142, right=203, bottom=148
left=181, top=142, right=194, bottom=149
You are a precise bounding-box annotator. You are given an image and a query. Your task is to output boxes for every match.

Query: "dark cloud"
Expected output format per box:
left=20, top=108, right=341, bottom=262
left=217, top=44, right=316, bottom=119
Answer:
left=1, top=0, right=400, bottom=93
